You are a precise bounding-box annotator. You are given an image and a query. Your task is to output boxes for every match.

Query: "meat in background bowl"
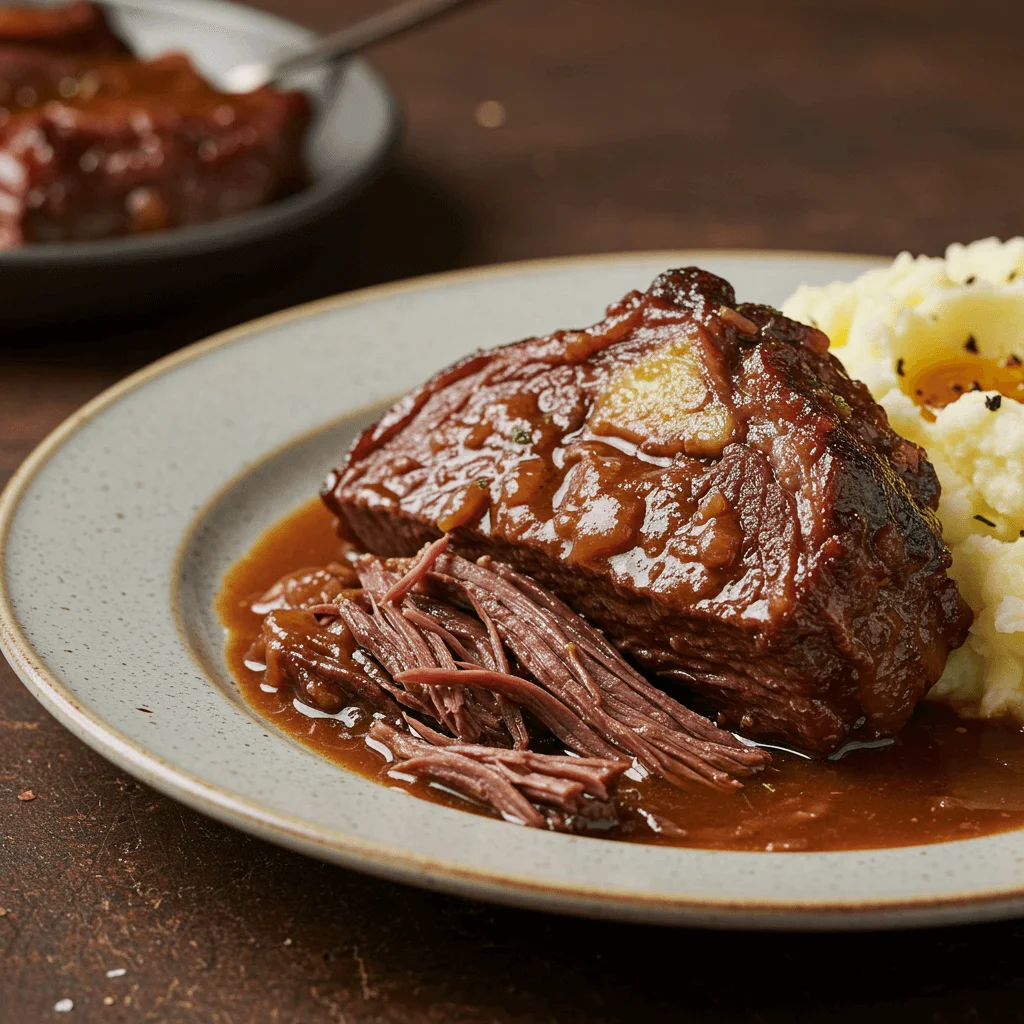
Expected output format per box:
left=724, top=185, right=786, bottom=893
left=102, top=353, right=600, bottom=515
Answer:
left=0, top=0, right=399, bottom=321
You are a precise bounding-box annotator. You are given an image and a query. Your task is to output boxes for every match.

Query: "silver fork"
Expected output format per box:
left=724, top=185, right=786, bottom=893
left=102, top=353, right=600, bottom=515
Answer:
left=223, top=0, right=476, bottom=93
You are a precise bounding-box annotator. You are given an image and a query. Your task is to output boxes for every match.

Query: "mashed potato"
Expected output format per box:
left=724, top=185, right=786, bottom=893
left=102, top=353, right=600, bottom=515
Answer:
left=783, top=238, right=1024, bottom=719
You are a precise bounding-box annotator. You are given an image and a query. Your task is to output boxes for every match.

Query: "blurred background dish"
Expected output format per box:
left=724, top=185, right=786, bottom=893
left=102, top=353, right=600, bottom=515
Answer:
left=13, top=249, right=987, bottom=934
left=222, top=0, right=471, bottom=92
left=0, top=0, right=399, bottom=322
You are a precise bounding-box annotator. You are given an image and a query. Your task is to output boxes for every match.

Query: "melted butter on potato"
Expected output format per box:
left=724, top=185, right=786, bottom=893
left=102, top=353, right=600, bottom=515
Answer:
left=783, top=236, right=1024, bottom=721
left=588, top=331, right=735, bottom=457
left=892, top=291, right=1024, bottom=408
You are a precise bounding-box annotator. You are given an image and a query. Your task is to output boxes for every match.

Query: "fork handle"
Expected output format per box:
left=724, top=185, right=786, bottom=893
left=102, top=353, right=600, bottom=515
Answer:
left=273, top=0, right=475, bottom=80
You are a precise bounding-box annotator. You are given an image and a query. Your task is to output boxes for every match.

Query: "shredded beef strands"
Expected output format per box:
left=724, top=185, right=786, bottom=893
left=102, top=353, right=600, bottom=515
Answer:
left=427, top=552, right=769, bottom=790
left=249, top=535, right=769, bottom=830
left=351, top=557, right=513, bottom=744
left=403, top=715, right=626, bottom=801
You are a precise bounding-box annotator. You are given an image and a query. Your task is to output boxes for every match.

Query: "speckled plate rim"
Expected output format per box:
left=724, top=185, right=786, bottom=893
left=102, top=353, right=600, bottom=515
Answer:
left=5, top=249, right=1024, bottom=932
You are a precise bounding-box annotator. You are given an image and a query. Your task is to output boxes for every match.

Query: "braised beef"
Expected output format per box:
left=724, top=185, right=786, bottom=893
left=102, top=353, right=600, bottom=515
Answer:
left=0, top=2, right=129, bottom=128
left=0, top=3, right=310, bottom=247
left=368, top=719, right=626, bottom=831
left=342, top=539, right=767, bottom=785
left=325, top=267, right=973, bottom=755
left=400, top=544, right=769, bottom=789
left=250, top=535, right=768, bottom=829
left=0, top=2, right=129, bottom=56
left=0, top=52, right=310, bottom=247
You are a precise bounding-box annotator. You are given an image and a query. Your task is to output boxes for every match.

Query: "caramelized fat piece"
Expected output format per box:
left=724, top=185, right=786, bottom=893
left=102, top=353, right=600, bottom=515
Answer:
left=590, top=326, right=736, bottom=457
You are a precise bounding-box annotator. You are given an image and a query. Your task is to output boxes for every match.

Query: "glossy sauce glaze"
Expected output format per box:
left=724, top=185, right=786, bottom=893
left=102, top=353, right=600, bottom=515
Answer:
left=217, top=497, right=1024, bottom=852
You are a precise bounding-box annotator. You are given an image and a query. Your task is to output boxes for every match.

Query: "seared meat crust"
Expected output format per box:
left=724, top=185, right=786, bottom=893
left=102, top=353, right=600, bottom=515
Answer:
left=325, top=268, right=972, bottom=754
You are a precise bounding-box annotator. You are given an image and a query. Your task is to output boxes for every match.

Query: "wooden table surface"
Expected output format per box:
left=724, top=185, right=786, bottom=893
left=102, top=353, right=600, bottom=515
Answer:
left=5, top=0, right=1024, bottom=1019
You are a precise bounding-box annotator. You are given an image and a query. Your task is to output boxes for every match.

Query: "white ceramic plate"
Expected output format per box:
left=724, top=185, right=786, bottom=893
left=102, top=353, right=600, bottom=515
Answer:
left=3, top=251, right=1020, bottom=931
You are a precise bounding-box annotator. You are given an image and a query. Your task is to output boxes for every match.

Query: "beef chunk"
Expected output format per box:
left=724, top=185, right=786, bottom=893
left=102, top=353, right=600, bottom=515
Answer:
left=367, top=719, right=627, bottom=832
left=0, top=2, right=129, bottom=56
left=253, top=536, right=767, bottom=831
left=0, top=52, right=310, bottom=246
left=0, top=2, right=131, bottom=129
left=324, top=268, right=973, bottom=755
left=0, top=46, right=85, bottom=114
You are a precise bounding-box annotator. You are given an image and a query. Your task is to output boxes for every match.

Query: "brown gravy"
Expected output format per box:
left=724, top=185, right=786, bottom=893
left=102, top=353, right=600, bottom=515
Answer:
left=217, top=497, right=1024, bottom=852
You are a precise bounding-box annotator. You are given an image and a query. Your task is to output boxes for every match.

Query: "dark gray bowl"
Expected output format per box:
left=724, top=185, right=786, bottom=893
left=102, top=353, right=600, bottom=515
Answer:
left=0, top=0, right=401, bottom=323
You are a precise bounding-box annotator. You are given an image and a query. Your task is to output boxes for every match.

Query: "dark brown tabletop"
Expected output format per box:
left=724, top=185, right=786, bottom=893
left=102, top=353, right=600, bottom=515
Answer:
left=5, top=0, right=1024, bottom=1019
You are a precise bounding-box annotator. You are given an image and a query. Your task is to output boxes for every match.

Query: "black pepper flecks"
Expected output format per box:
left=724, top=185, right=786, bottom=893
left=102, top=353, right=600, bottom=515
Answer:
left=952, top=384, right=963, bottom=393
left=971, top=381, right=983, bottom=391
left=1008, top=353, right=1022, bottom=367
left=965, top=275, right=976, bottom=285
left=896, top=357, right=905, bottom=377
left=964, top=334, right=979, bottom=353
left=985, top=394, right=1002, bottom=411
left=974, top=514, right=997, bottom=528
